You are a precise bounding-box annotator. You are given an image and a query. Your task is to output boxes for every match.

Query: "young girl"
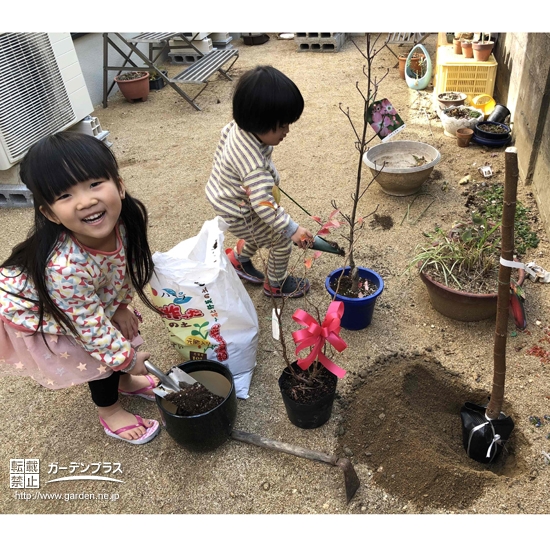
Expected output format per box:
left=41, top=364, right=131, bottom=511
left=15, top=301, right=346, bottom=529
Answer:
left=205, top=65, right=314, bottom=298
left=0, top=132, right=160, bottom=445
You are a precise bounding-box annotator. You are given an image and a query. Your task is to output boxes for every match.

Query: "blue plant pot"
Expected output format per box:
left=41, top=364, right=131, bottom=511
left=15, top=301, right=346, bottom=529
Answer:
left=325, top=267, right=384, bottom=330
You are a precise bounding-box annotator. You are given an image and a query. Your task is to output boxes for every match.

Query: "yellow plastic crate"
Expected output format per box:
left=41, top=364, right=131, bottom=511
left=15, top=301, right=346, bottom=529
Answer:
left=435, top=45, right=497, bottom=101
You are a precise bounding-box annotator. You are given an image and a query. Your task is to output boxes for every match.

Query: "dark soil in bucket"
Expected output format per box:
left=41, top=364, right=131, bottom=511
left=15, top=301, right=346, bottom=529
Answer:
left=279, top=362, right=337, bottom=404
left=336, top=354, right=530, bottom=511
left=329, top=274, right=378, bottom=298
left=164, top=383, right=224, bottom=416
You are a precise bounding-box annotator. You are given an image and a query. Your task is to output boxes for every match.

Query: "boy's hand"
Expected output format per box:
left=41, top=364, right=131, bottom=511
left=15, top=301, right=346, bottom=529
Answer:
left=291, top=226, right=314, bottom=249
left=112, top=307, right=139, bottom=340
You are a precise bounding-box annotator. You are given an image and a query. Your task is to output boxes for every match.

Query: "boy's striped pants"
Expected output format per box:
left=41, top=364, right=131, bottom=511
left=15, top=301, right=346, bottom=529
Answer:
left=217, top=212, right=292, bottom=285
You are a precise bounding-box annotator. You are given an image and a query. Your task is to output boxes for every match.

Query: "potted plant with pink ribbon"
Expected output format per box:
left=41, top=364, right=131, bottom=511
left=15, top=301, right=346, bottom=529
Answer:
left=278, top=301, right=348, bottom=429
left=233, top=187, right=348, bottom=428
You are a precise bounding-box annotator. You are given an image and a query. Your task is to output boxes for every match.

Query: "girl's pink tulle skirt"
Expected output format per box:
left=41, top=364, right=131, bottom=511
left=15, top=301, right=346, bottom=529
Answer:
left=0, top=319, right=143, bottom=389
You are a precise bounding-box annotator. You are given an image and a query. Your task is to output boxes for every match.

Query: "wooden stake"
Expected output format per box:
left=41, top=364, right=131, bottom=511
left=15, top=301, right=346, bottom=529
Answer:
left=486, top=147, right=518, bottom=420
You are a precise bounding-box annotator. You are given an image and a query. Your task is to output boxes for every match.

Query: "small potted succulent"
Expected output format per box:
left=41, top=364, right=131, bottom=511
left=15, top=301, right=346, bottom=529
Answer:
left=437, top=91, right=467, bottom=110
left=398, top=50, right=424, bottom=80
left=439, top=105, right=484, bottom=137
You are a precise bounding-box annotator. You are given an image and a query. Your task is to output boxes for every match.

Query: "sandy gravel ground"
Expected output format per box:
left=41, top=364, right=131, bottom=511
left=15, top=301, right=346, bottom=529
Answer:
left=1, top=33, right=549, bottom=541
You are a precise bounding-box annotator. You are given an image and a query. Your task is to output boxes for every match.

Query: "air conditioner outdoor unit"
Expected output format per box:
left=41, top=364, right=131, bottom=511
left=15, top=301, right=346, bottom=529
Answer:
left=0, top=32, right=94, bottom=171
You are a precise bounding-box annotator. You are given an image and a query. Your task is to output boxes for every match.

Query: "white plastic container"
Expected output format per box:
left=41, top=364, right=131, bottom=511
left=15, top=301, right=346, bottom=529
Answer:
left=439, top=106, right=484, bottom=138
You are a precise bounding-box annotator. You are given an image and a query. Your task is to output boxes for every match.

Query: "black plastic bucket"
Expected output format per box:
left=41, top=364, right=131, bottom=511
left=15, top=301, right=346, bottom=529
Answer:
left=487, top=104, right=511, bottom=123
left=155, top=360, right=237, bottom=452
left=278, top=363, right=337, bottom=429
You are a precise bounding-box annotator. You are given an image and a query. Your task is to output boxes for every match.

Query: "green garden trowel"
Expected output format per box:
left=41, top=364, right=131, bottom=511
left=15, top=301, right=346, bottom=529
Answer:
left=294, top=235, right=345, bottom=256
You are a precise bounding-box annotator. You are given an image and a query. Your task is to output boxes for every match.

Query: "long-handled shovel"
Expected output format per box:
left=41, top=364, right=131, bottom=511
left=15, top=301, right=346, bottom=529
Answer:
left=460, top=147, right=518, bottom=463
left=231, top=429, right=360, bottom=503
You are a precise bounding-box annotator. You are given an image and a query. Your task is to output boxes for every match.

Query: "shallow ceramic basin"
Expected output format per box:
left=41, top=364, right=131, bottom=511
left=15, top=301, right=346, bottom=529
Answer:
left=363, top=141, right=441, bottom=196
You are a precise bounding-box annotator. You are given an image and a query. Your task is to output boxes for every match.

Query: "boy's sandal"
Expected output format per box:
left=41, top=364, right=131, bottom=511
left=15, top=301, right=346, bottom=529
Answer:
left=99, top=415, right=160, bottom=445
left=263, top=276, right=310, bottom=298
left=118, top=374, right=157, bottom=401
left=225, top=248, right=265, bottom=284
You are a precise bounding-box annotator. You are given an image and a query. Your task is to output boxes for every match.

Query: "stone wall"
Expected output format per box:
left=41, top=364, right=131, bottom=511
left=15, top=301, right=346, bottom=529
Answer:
left=493, top=33, right=550, bottom=236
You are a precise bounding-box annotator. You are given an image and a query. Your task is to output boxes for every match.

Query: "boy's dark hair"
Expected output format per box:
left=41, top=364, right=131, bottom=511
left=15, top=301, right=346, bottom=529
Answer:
left=1, top=132, right=158, bottom=338
left=233, top=65, right=304, bottom=134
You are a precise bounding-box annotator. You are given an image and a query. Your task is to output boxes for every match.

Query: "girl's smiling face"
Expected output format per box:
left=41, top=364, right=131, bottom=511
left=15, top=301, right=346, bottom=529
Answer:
left=39, top=178, right=125, bottom=251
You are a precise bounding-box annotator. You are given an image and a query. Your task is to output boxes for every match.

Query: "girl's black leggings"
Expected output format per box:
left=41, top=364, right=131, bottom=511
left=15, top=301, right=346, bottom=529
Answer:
left=88, top=371, right=126, bottom=407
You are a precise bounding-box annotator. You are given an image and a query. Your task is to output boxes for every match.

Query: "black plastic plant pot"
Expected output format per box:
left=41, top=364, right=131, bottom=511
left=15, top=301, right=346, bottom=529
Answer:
left=155, top=359, right=237, bottom=452
left=278, top=362, right=337, bottom=429
left=487, top=104, right=511, bottom=123
left=149, top=70, right=168, bottom=90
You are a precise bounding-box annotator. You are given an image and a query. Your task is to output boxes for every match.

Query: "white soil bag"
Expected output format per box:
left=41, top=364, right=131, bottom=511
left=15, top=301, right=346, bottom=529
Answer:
left=150, top=217, right=259, bottom=398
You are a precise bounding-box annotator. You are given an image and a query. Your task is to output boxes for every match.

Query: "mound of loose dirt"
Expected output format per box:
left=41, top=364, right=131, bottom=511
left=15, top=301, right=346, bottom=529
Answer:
left=337, top=354, right=530, bottom=511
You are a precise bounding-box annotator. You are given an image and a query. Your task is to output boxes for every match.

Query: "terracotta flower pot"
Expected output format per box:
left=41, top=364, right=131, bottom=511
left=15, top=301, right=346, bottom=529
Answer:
left=114, top=71, right=150, bottom=103
left=473, top=41, right=494, bottom=62
left=437, top=91, right=467, bottom=110
left=398, top=54, right=407, bottom=80
left=399, top=52, right=424, bottom=80
left=461, top=41, right=473, bottom=59
left=453, top=38, right=462, bottom=55
left=456, top=127, right=474, bottom=147
left=419, top=268, right=497, bottom=322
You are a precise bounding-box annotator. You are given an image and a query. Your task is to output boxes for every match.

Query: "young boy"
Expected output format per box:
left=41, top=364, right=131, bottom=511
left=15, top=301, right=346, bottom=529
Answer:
left=205, top=65, right=313, bottom=298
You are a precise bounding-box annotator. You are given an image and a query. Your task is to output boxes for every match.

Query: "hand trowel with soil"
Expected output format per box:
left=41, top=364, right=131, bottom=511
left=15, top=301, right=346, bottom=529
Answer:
left=145, top=360, right=226, bottom=416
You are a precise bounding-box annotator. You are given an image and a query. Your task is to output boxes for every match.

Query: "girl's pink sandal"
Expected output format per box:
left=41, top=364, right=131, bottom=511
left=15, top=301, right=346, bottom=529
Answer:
left=118, top=374, right=157, bottom=401
left=99, top=415, right=160, bottom=445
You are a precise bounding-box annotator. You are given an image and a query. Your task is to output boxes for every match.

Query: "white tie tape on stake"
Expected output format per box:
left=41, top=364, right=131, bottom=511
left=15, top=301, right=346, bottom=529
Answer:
left=272, top=308, right=281, bottom=341
left=499, top=257, right=536, bottom=276
left=499, top=258, right=550, bottom=283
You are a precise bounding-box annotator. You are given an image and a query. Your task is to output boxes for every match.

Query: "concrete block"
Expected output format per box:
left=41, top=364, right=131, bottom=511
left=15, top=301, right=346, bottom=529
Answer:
left=295, top=33, right=346, bottom=53
left=210, top=32, right=231, bottom=42
left=168, top=51, right=201, bottom=64
left=295, top=32, right=340, bottom=39
left=212, top=37, right=234, bottom=48
left=67, top=115, right=103, bottom=137
left=0, top=184, right=33, bottom=208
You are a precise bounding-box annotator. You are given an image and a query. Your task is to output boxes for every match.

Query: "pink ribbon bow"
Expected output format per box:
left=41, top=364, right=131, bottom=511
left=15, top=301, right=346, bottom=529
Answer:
left=292, top=301, right=347, bottom=378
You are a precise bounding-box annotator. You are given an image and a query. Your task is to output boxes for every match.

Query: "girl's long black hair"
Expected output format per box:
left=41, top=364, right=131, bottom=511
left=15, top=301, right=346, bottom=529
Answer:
left=1, top=132, right=158, bottom=337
